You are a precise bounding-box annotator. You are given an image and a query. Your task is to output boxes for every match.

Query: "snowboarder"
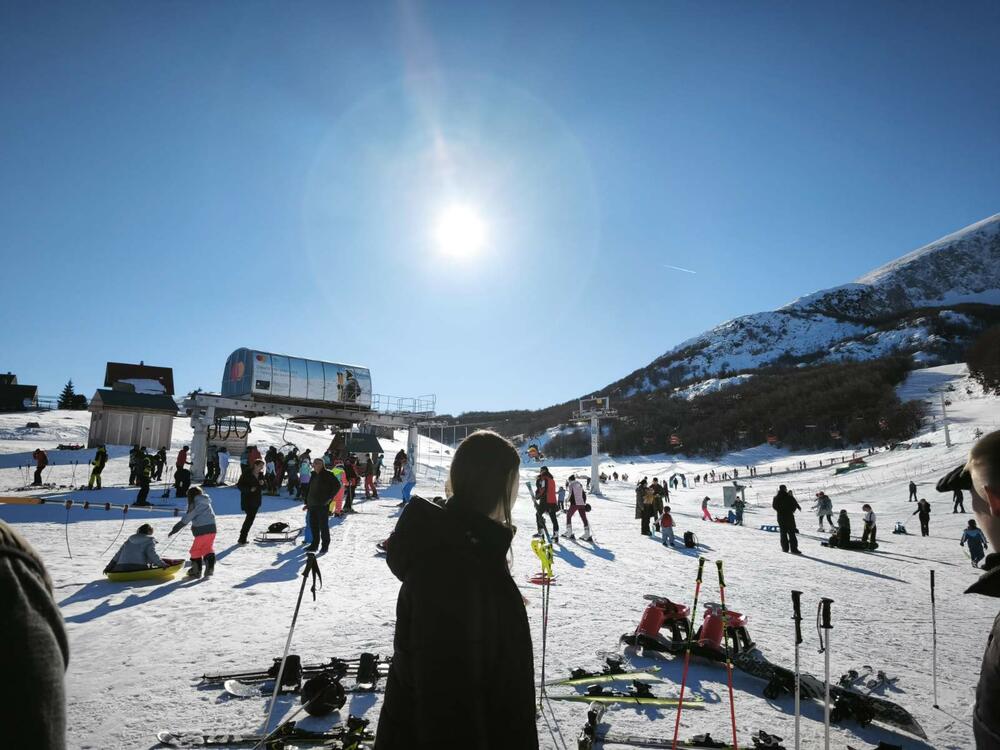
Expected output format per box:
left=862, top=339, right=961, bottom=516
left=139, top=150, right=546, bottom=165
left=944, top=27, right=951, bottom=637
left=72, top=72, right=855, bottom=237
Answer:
left=961, top=519, right=989, bottom=568
left=564, top=475, right=592, bottom=540
left=908, top=480, right=918, bottom=502
left=813, top=491, right=834, bottom=531
left=169, top=486, right=217, bottom=578
left=303, top=458, right=341, bottom=553
left=375, top=430, right=536, bottom=749
left=701, top=496, right=712, bottom=521
left=953, top=487, right=966, bottom=513
left=217, top=447, right=230, bottom=485
left=912, top=498, right=931, bottom=537
left=772, top=485, right=802, bottom=554
left=534, top=466, right=559, bottom=538
left=660, top=505, right=676, bottom=547
left=87, top=445, right=108, bottom=490
left=236, top=459, right=266, bottom=544
left=103, top=523, right=166, bottom=573
left=861, top=504, right=877, bottom=549
left=31, top=448, right=48, bottom=486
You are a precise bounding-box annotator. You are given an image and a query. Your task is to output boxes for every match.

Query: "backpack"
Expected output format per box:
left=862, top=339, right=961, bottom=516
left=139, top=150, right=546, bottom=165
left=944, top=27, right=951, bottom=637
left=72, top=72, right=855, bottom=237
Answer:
left=268, top=522, right=290, bottom=533
left=683, top=531, right=697, bottom=549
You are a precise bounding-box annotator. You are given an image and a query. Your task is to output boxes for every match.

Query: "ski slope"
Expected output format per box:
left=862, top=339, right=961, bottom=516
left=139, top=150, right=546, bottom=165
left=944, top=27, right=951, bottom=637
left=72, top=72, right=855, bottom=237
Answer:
left=1, top=363, right=998, bottom=749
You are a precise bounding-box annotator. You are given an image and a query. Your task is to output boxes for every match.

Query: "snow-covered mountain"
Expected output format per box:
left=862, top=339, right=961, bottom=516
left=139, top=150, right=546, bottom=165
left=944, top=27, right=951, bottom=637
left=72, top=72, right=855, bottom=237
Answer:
left=618, top=214, right=1000, bottom=398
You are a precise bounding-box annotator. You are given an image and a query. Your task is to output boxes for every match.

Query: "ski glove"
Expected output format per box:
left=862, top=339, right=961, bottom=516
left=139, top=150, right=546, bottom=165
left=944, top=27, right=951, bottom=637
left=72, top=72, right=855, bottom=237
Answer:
left=169, top=521, right=184, bottom=536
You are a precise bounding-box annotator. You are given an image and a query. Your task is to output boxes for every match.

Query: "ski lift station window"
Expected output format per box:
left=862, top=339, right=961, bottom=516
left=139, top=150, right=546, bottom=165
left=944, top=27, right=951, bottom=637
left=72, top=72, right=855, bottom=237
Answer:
left=222, top=348, right=373, bottom=409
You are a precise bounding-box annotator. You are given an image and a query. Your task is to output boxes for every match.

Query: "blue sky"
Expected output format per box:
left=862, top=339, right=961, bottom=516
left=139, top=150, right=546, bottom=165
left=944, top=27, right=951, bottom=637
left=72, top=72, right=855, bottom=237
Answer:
left=2, top=1, right=999, bottom=414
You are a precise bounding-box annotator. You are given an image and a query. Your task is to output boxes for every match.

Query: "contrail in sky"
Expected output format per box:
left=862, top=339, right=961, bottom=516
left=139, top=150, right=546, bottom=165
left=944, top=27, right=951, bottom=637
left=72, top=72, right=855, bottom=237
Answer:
left=663, top=264, right=697, bottom=274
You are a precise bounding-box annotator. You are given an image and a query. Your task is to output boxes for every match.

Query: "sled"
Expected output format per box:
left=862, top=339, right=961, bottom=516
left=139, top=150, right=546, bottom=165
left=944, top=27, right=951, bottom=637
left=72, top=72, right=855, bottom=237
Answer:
left=105, top=559, right=184, bottom=582
left=254, top=527, right=303, bottom=543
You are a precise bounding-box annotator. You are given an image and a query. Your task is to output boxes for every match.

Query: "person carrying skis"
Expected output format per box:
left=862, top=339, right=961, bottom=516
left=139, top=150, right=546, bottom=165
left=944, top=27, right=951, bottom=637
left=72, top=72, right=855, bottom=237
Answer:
left=938, top=431, right=1000, bottom=747
left=962, top=519, right=989, bottom=568
left=836, top=509, right=851, bottom=546
left=912, top=498, right=931, bottom=537
left=103, top=523, right=166, bottom=573
left=376, top=430, right=537, bottom=749
left=87, top=445, right=108, bottom=490
left=954, top=487, right=966, bottom=513
left=169, top=486, right=217, bottom=579
left=236, top=459, right=266, bottom=544
left=31, top=448, right=48, bottom=486
left=563, top=475, right=592, bottom=541
left=772, top=485, right=802, bottom=554
left=701, top=496, right=712, bottom=521
left=813, top=491, right=834, bottom=531
left=660, top=505, right=676, bottom=547
left=861, top=503, right=877, bottom=549
left=303, top=458, right=341, bottom=553
left=534, top=466, right=559, bottom=538
left=908, top=480, right=918, bottom=502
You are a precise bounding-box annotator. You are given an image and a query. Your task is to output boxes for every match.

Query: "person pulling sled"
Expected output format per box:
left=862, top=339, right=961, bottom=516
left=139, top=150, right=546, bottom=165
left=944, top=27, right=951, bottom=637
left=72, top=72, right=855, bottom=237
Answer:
left=169, top=487, right=217, bottom=578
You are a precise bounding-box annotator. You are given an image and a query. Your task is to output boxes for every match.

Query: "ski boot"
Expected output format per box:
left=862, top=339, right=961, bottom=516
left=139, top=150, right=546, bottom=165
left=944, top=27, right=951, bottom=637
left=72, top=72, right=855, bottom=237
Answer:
left=203, top=553, right=216, bottom=578
left=186, top=559, right=203, bottom=579
left=562, top=524, right=575, bottom=541
left=580, top=526, right=592, bottom=541
left=751, top=730, right=785, bottom=748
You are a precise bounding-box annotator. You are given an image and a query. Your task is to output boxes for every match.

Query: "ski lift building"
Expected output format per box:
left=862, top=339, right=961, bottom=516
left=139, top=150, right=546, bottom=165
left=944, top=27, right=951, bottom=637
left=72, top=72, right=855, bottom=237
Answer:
left=87, top=389, right=178, bottom=449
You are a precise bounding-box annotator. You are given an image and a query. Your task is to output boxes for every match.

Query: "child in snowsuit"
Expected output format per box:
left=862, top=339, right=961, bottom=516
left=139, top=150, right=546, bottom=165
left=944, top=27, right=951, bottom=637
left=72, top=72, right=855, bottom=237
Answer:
left=104, top=523, right=166, bottom=573
left=861, top=504, right=877, bottom=549
left=701, top=496, right=712, bottom=521
left=961, top=519, right=989, bottom=568
left=660, top=506, right=676, bottom=547
left=169, top=487, right=217, bottom=579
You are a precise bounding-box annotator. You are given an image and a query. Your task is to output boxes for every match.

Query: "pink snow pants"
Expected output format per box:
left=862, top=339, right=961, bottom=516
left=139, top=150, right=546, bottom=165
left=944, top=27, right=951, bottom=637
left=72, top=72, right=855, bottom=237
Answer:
left=190, top=533, right=216, bottom=558
left=567, top=504, right=589, bottom=525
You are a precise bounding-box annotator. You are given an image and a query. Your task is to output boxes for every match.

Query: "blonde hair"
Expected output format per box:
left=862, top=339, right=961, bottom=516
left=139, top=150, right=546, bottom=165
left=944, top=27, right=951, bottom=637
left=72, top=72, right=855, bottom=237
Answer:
left=448, top=430, right=521, bottom=529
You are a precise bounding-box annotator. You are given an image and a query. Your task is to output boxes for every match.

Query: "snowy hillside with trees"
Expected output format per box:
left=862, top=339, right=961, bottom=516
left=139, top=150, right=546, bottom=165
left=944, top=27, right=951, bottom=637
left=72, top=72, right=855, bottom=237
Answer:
left=2, top=363, right=999, bottom=749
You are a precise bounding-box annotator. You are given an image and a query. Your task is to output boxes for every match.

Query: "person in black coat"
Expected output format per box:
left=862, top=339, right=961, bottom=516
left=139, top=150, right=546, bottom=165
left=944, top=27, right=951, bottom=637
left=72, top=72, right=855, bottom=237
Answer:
left=237, top=459, right=266, bottom=544
left=376, top=430, right=537, bottom=750
left=912, top=498, right=931, bottom=537
left=772, top=485, right=802, bottom=554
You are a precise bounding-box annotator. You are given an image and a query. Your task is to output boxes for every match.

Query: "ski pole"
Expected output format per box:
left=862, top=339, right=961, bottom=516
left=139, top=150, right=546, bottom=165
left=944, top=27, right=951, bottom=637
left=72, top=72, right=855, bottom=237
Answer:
left=70, top=460, right=78, bottom=488
left=817, top=597, right=834, bottom=750
left=791, top=590, right=803, bottom=750
left=672, top=556, right=706, bottom=750
left=260, top=553, right=322, bottom=736
left=931, top=569, right=939, bottom=708
left=716, top=560, right=739, bottom=750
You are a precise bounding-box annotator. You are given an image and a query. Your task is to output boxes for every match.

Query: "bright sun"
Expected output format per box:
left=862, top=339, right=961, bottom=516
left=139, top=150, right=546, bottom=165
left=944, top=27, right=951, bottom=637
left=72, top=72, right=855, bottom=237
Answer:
left=434, top=204, right=486, bottom=257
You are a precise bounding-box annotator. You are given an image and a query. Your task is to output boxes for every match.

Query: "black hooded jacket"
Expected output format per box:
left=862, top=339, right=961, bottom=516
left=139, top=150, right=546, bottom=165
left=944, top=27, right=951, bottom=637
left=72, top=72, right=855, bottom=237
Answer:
left=375, top=496, right=538, bottom=750
left=966, top=552, right=1000, bottom=749
left=772, top=489, right=801, bottom=526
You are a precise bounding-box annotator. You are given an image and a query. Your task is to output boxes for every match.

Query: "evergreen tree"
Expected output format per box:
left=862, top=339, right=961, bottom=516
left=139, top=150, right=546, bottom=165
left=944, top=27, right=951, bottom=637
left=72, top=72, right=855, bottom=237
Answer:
left=58, top=380, right=76, bottom=409
left=968, top=325, right=1000, bottom=395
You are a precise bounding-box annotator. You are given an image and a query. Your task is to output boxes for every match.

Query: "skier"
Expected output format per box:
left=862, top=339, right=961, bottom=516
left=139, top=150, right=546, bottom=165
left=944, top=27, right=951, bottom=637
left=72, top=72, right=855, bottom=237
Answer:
left=31, top=448, right=48, bottom=486
left=87, top=444, right=108, bottom=490
left=861, top=504, right=877, bottom=549
left=364, top=453, right=378, bottom=499
left=264, top=447, right=278, bottom=495
left=127, top=445, right=139, bottom=485
left=303, top=458, right=341, bottom=553
left=961, top=519, right=989, bottom=568
left=836, top=509, right=851, bottom=546
left=175, top=445, right=189, bottom=472
left=376, top=430, right=536, bottom=749
left=733, top=495, right=746, bottom=526
left=556, top=483, right=566, bottom=512
left=953, top=487, right=966, bottom=513
left=772, top=485, right=802, bottom=554
left=701, top=496, right=712, bottom=521
left=343, top=456, right=359, bottom=512
left=660, top=505, right=676, bottom=547
left=813, top=491, right=834, bottom=531
left=168, top=486, right=217, bottom=579
left=217, top=447, right=230, bottom=485
left=400, top=458, right=417, bottom=508
left=912, top=498, right=931, bottom=537
left=563, top=475, right=592, bottom=541
left=0, top=520, right=69, bottom=750
left=908, top=480, right=918, bottom=502
left=330, top=460, right=347, bottom=516
left=103, top=523, right=166, bottom=573
left=153, top=447, right=167, bottom=481
left=534, top=466, right=559, bottom=538
left=236, top=459, right=266, bottom=544
left=375, top=452, right=384, bottom=485
left=133, top=449, right=152, bottom=506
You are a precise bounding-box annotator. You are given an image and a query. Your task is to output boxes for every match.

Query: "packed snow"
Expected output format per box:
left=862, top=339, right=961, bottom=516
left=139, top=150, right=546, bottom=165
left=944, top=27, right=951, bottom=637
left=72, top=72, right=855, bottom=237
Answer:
left=1, top=363, right=999, bottom=749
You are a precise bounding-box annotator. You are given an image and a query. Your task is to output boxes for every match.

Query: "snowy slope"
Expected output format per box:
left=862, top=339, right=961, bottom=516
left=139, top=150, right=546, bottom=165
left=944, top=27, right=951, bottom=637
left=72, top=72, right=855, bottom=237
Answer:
left=620, top=214, right=1000, bottom=395
left=1, top=365, right=999, bottom=749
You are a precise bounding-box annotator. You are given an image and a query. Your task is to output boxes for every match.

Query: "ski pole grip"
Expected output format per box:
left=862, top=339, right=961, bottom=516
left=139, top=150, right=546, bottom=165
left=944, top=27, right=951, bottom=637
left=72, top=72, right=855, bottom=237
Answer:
left=819, top=597, right=833, bottom=629
left=696, top=556, right=706, bottom=583
left=791, top=590, right=803, bottom=644
left=716, top=559, right=725, bottom=588
left=930, top=569, right=935, bottom=603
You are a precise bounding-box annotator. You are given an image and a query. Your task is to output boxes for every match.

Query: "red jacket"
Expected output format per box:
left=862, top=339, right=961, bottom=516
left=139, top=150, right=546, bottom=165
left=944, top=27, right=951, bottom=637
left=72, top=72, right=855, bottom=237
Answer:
left=536, top=476, right=556, bottom=505
left=660, top=511, right=674, bottom=528
left=33, top=449, right=48, bottom=469
left=175, top=449, right=188, bottom=469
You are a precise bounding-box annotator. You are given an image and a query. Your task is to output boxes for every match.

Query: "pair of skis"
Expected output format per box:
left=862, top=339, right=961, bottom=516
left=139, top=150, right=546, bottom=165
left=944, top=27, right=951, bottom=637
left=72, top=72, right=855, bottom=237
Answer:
left=157, top=716, right=372, bottom=748
left=200, top=654, right=391, bottom=688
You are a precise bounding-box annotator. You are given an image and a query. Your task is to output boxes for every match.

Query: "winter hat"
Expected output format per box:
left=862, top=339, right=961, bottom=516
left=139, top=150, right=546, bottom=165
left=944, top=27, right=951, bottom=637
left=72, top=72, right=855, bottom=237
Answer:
left=936, top=463, right=972, bottom=493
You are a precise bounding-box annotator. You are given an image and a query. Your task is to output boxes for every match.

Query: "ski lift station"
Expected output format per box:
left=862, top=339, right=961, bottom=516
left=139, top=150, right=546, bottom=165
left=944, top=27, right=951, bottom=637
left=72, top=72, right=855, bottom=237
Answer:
left=183, top=348, right=437, bottom=481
